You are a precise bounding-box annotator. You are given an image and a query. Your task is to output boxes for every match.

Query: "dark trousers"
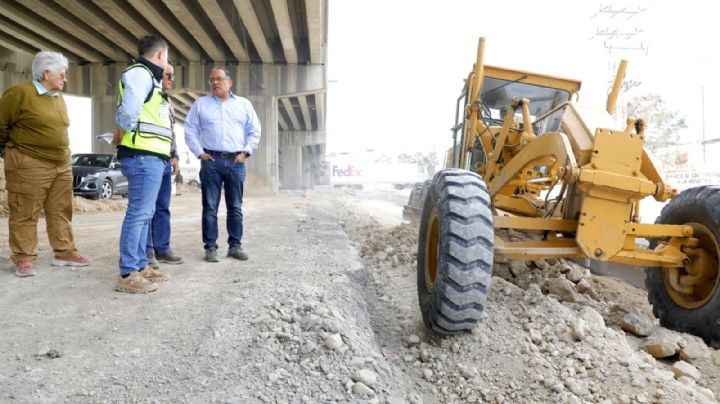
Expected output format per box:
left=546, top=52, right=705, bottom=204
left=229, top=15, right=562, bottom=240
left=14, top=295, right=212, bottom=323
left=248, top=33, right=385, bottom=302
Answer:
left=199, top=157, right=245, bottom=250
left=147, top=163, right=173, bottom=254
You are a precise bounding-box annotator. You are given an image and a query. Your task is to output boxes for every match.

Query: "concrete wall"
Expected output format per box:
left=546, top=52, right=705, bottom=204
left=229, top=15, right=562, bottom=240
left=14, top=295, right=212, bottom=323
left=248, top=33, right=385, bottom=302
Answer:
left=0, top=50, right=33, bottom=91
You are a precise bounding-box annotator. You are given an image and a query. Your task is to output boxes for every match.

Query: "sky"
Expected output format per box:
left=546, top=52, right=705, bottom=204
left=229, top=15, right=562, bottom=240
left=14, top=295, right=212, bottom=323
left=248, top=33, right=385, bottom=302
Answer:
left=325, top=0, right=720, bottom=166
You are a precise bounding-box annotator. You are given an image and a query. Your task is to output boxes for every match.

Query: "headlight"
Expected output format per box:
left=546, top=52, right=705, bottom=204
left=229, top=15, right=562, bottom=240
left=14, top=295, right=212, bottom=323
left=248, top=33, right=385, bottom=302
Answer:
left=84, top=174, right=99, bottom=180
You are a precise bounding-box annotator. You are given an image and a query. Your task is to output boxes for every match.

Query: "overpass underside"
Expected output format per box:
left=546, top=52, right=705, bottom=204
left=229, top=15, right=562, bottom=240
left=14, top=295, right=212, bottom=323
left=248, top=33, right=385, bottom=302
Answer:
left=0, top=0, right=328, bottom=193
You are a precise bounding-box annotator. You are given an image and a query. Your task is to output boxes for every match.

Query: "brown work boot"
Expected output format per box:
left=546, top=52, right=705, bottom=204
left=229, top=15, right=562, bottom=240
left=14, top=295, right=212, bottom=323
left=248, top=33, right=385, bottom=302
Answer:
left=116, top=271, right=159, bottom=294
left=140, top=266, right=171, bottom=283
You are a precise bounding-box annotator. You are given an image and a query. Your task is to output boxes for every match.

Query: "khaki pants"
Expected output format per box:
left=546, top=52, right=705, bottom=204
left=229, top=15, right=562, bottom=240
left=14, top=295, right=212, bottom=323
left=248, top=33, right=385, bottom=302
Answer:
left=4, top=147, right=78, bottom=263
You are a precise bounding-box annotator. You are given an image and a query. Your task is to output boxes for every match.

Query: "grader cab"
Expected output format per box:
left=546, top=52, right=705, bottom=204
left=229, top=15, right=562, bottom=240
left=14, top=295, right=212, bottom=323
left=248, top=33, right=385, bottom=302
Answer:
left=414, top=37, right=720, bottom=346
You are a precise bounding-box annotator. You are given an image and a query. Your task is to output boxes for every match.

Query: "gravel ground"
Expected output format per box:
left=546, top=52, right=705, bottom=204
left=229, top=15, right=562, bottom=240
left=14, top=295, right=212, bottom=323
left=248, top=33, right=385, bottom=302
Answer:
left=0, top=187, right=719, bottom=403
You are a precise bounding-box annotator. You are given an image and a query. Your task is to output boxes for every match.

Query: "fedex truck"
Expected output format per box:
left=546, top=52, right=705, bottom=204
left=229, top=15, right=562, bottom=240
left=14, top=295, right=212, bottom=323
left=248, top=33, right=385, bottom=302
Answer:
left=319, top=152, right=429, bottom=190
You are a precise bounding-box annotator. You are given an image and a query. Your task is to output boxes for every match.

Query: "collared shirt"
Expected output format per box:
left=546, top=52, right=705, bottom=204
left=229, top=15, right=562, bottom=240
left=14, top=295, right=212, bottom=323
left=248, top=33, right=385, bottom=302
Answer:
left=115, top=66, right=156, bottom=132
left=184, top=93, right=261, bottom=157
left=32, top=80, right=59, bottom=97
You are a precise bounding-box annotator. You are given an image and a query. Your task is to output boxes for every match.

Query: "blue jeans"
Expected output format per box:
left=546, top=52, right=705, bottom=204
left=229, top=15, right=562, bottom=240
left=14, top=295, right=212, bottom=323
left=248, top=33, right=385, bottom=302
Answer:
left=200, top=157, right=245, bottom=250
left=146, top=163, right=172, bottom=255
left=119, top=155, right=166, bottom=275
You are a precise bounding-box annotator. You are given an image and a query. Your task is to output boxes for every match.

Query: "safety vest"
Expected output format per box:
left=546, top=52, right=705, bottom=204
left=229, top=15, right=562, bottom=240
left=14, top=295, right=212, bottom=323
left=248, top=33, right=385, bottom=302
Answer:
left=116, top=63, right=172, bottom=157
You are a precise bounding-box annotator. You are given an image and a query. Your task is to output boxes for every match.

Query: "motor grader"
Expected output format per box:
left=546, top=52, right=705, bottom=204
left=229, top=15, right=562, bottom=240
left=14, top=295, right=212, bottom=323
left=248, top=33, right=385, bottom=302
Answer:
left=410, top=37, right=720, bottom=346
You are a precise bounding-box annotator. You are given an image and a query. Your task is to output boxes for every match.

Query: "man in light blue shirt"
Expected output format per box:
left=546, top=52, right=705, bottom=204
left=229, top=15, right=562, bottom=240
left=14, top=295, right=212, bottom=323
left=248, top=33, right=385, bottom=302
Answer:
left=184, top=66, right=261, bottom=263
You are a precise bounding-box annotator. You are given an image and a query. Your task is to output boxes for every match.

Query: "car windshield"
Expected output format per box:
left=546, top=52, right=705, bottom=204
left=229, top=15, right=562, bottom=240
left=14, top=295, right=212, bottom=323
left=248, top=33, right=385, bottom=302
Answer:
left=481, top=77, right=571, bottom=122
left=72, top=154, right=111, bottom=168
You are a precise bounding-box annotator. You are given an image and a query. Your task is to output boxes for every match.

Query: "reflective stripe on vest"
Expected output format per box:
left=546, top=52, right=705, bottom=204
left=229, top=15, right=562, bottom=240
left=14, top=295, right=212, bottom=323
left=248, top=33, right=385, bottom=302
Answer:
left=137, top=122, right=172, bottom=139
left=117, top=63, right=172, bottom=157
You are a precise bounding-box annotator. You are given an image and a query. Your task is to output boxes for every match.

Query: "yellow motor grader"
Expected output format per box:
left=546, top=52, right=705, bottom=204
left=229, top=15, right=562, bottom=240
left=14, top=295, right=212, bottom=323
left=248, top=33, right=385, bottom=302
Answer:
left=412, top=37, right=720, bottom=346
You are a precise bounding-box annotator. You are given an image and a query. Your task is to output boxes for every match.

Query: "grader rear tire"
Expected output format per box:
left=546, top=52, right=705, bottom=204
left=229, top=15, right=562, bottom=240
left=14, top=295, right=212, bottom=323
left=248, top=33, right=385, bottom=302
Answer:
left=645, top=186, right=720, bottom=347
left=417, top=169, right=494, bottom=335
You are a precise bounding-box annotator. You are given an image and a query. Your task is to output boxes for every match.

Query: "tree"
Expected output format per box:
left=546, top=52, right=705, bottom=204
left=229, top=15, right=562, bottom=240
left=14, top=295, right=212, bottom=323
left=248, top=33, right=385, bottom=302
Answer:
left=398, top=151, right=438, bottom=179
left=624, top=94, right=687, bottom=153
left=625, top=94, right=688, bottom=169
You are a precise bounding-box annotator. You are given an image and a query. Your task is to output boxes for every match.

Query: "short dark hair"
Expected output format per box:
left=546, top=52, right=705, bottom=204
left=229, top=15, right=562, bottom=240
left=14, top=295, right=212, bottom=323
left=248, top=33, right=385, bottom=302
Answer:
left=210, top=66, right=231, bottom=79
left=137, top=35, right=168, bottom=58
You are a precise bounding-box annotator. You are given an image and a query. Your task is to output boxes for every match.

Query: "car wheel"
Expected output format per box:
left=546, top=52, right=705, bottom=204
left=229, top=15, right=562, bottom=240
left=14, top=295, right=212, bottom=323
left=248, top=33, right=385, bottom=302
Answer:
left=100, top=179, right=114, bottom=199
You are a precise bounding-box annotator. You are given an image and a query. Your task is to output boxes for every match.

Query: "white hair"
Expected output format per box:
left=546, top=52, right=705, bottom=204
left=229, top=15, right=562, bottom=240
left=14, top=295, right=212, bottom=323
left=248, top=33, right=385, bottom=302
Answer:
left=31, top=51, right=69, bottom=81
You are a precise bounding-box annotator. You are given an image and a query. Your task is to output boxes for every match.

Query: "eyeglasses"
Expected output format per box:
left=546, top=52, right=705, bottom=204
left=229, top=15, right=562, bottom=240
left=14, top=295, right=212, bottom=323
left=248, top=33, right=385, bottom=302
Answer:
left=46, top=70, right=66, bottom=79
left=208, top=77, right=227, bottom=83
left=165, top=73, right=175, bottom=81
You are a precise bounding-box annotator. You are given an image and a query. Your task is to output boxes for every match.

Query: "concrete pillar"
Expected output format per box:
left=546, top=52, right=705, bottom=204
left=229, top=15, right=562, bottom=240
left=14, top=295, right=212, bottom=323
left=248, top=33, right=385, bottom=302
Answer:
left=279, top=145, right=303, bottom=189
left=0, top=64, right=31, bottom=94
left=0, top=49, right=32, bottom=93
left=185, top=61, right=205, bottom=91
left=302, top=146, right=314, bottom=189
left=278, top=130, right=326, bottom=190
left=245, top=93, right=279, bottom=195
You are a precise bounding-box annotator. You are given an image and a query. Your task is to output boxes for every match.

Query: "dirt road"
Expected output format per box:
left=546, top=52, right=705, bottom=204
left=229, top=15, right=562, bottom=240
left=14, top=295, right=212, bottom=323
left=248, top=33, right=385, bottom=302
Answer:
left=1, top=188, right=719, bottom=403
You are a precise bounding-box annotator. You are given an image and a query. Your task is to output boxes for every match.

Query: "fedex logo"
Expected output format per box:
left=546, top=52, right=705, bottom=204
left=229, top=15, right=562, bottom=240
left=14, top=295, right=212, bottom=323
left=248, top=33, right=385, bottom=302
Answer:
left=333, top=165, right=362, bottom=177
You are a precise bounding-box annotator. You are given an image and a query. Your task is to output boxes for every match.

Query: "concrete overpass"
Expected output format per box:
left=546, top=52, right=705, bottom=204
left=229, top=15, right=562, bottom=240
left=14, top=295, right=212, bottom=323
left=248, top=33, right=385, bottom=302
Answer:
left=0, top=0, right=328, bottom=192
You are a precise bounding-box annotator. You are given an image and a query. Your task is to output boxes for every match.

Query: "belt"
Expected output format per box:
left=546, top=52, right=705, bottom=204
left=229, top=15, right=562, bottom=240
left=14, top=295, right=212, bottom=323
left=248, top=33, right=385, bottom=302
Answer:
left=204, top=149, right=240, bottom=158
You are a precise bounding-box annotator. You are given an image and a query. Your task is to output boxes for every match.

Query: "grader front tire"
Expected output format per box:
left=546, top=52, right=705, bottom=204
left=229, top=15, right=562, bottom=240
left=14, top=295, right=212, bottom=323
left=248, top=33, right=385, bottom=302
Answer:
left=417, top=169, right=494, bottom=335
left=645, top=186, right=720, bottom=347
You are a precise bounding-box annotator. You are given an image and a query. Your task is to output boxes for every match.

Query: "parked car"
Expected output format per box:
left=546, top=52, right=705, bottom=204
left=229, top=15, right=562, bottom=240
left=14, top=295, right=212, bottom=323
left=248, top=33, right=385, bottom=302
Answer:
left=71, top=153, right=128, bottom=199
left=181, top=165, right=201, bottom=187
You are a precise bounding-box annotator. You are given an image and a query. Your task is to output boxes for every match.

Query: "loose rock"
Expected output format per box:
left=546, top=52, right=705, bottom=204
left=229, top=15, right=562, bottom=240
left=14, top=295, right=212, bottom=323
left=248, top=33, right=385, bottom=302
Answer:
left=572, top=319, right=587, bottom=341
left=324, top=333, right=344, bottom=350
left=621, top=313, right=654, bottom=337
left=643, top=338, right=677, bottom=358
left=671, top=361, right=701, bottom=381
left=351, top=382, right=375, bottom=396
left=545, top=278, right=581, bottom=303
left=353, top=369, right=378, bottom=387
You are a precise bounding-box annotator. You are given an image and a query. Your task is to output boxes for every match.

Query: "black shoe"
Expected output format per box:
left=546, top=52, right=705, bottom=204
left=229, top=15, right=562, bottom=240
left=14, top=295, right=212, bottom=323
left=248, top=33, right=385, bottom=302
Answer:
left=156, top=250, right=184, bottom=265
left=228, top=246, right=248, bottom=261
left=147, top=252, right=160, bottom=269
left=205, top=248, right=219, bottom=263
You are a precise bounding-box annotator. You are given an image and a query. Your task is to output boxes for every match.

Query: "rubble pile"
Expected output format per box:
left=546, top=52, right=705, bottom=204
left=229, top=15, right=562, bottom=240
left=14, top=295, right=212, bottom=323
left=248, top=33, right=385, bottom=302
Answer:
left=354, top=221, right=418, bottom=269
left=72, top=196, right=127, bottom=213
left=344, top=218, right=720, bottom=403
left=241, top=293, right=409, bottom=402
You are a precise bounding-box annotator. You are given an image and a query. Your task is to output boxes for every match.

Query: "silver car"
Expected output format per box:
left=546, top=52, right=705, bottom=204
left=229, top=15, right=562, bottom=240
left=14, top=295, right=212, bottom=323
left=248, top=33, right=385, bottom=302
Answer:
left=71, top=153, right=128, bottom=199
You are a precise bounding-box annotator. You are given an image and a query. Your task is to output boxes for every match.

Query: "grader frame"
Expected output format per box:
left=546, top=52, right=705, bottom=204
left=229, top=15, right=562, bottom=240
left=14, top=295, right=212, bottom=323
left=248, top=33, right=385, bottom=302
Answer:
left=415, top=37, right=720, bottom=345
